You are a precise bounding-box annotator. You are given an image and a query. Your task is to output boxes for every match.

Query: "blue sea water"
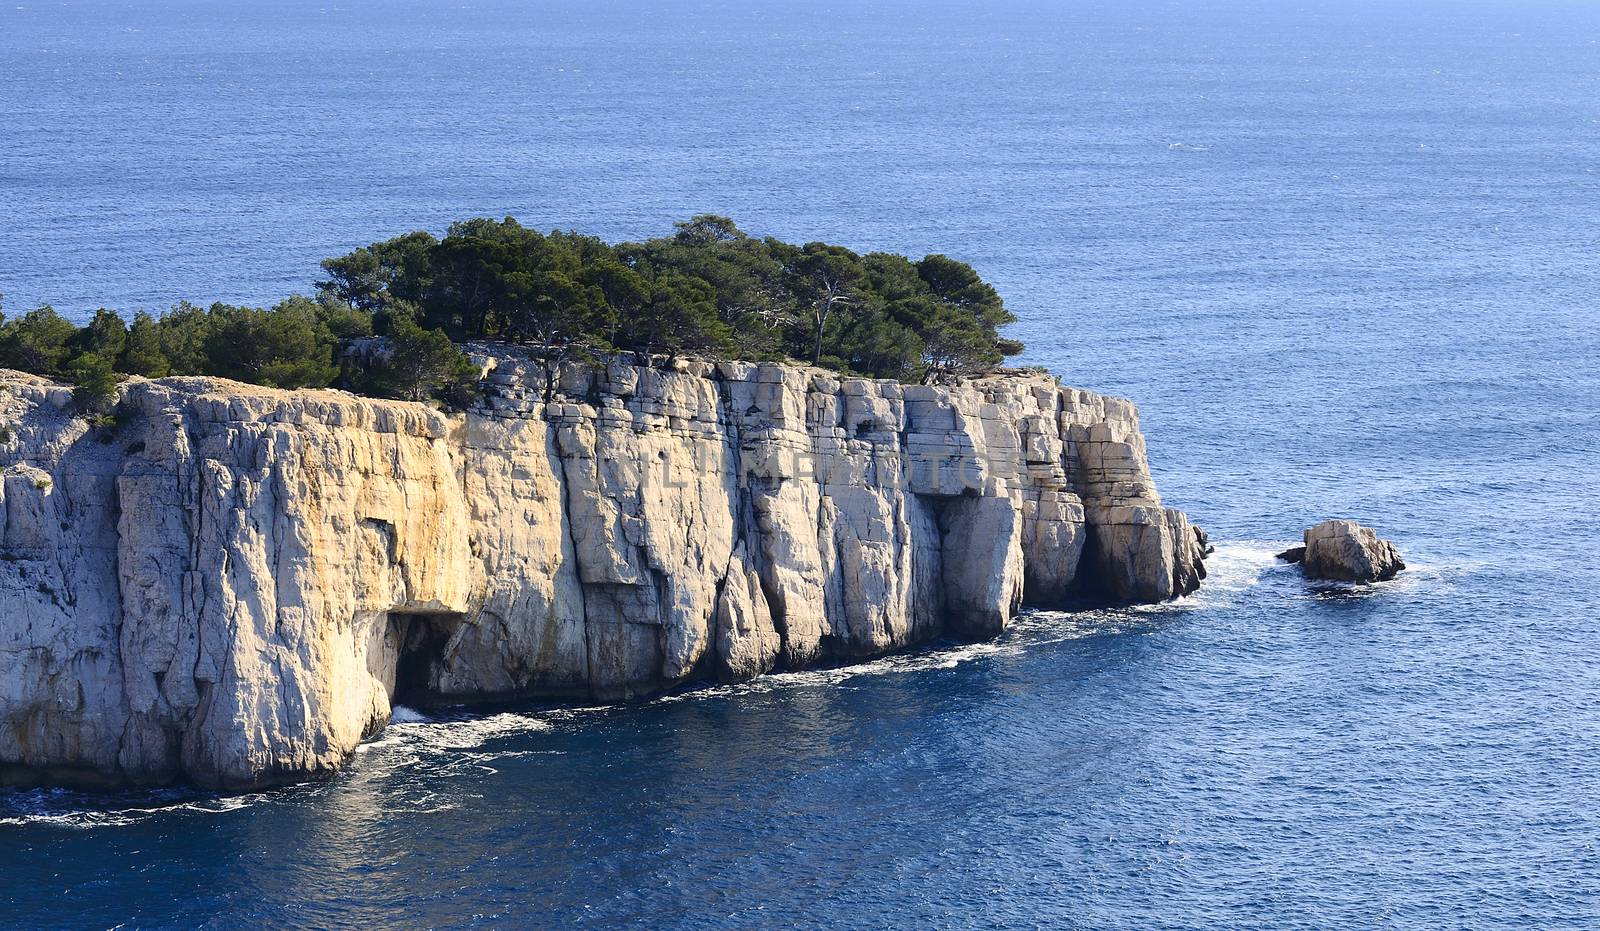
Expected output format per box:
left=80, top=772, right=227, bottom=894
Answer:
left=3, top=0, right=1600, bottom=927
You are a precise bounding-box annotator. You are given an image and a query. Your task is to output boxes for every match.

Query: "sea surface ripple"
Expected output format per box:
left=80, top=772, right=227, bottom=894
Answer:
left=3, top=1, right=1598, bottom=927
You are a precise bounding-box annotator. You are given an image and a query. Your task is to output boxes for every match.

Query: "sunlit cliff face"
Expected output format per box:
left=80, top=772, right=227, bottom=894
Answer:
left=0, top=353, right=1203, bottom=789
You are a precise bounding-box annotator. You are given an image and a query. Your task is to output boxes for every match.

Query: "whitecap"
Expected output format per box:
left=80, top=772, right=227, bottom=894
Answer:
left=388, top=704, right=430, bottom=724
left=1201, top=541, right=1291, bottom=593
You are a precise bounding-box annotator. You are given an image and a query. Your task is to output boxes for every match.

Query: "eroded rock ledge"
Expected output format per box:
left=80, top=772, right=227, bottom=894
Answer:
left=0, top=354, right=1204, bottom=789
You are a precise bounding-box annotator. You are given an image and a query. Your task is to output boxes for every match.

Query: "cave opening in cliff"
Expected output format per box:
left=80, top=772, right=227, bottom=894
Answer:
left=389, top=612, right=461, bottom=708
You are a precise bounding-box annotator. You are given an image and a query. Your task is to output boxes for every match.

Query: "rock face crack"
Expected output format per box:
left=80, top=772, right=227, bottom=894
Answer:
left=0, top=355, right=1204, bottom=789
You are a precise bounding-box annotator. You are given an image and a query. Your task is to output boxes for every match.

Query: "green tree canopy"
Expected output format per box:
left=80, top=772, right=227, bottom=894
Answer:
left=202, top=298, right=340, bottom=389
left=120, top=311, right=170, bottom=377
left=0, top=217, right=1025, bottom=413
left=321, top=215, right=1022, bottom=378
left=0, top=306, right=78, bottom=375
left=351, top=310, right=478, bottom=403
left=67, top=352, right=121, bottom=414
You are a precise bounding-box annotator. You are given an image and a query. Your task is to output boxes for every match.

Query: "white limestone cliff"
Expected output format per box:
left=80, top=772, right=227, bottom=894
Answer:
left=0, top=354, right=1205, bottom=789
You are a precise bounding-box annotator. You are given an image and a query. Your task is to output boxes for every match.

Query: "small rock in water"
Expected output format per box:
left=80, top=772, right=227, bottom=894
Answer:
left=1276, top=545, right=1306, bottom=564
left=1295, top=519, right=1405, bottom=582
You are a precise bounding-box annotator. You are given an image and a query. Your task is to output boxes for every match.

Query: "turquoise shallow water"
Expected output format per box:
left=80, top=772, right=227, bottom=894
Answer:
left=3, top=1, right=1600, bottom=927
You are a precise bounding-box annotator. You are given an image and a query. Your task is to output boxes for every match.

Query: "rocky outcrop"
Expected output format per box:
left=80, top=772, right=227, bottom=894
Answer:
left=1289, top=520, right=1405, bottom=582
left=0, top=354, right=1204, bottom=789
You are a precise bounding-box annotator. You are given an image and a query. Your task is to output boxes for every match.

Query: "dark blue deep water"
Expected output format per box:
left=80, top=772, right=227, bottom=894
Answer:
left=3, top=1, right=1600, bottom=927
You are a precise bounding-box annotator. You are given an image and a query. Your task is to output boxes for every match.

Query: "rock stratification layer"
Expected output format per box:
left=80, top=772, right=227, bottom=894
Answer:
left=0, top=355, right=1204, bottom=788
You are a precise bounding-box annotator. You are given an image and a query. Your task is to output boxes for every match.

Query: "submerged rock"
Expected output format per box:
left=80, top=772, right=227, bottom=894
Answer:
left=1297, top=519, right=1405, bottom=582
left=0, top=356, right=1205, bottom=789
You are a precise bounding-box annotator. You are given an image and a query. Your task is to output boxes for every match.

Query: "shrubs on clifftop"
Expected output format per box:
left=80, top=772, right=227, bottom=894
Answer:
left=0, top=305, right=77, bottom=375
left=345, top=310, right=481, bottom=404
left=0, top=297, right=372, bottom=412
left=316, top=215, right=1022, bottom=382
left=0, top=216, right=1024, bottom=406
left=65, top=352, right=120, bottom=415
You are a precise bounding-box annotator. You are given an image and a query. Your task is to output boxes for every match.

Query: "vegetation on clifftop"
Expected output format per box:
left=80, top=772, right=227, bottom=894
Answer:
left=0, top=216, right=1023, bottom=409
